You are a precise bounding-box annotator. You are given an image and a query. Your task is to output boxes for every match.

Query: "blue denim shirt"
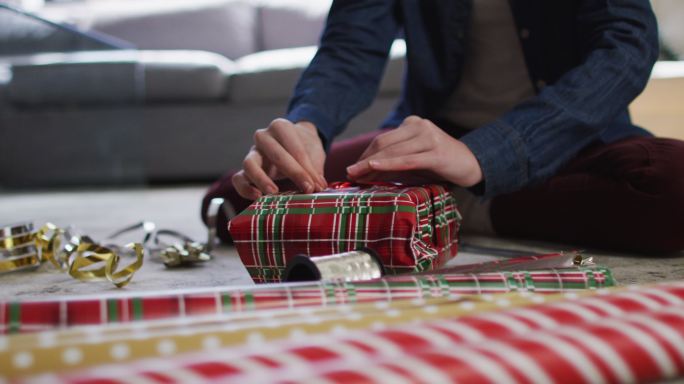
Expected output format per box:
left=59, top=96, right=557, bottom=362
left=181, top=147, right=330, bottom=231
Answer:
left=286, top=0, right=659, bottom=198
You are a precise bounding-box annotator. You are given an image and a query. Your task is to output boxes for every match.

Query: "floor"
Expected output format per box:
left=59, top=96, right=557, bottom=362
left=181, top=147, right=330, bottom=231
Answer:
left=1, top=186, right=683, bottom=299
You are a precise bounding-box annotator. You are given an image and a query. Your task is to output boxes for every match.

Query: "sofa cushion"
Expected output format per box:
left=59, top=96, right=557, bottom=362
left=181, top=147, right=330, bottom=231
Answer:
left=6, top=50, right=235, bottom=105
left=87, top=0, right=258, bottom=60
left=257, top=0, right=331, bottom=51
left=229, top=45, right=316, bottom=103
left=229, top=39, right=406, bottom=104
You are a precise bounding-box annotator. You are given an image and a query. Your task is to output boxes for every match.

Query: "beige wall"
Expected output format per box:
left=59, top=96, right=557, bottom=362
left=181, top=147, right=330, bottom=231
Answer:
left=631, top=75, right=684, bottom=140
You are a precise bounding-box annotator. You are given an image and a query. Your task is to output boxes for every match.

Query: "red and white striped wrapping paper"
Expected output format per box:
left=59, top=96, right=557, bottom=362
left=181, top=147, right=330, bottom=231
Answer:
left=47, top=282, right=684, bottom=384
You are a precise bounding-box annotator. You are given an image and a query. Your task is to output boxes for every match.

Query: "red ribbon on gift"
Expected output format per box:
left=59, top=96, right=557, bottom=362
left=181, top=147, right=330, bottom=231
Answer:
left=328, top=181, right=403, bottom=189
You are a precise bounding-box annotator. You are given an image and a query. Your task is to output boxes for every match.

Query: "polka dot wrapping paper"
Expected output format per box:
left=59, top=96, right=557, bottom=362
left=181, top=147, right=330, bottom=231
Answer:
left=8, top=282, right=684, bottom=383
left=228, top=184, right=462, bottom=282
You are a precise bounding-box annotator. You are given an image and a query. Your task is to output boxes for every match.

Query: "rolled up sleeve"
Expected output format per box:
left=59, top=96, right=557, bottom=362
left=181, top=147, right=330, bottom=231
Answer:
left=461, top=0, right=659, bottom=198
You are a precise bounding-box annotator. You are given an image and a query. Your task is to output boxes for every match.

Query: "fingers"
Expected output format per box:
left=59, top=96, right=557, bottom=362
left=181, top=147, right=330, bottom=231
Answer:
left=348, top=127, right=431, bottom=180
left=242, top=150, right=278, bottom=194
left=366, top=138, right=431, bottom=163
left=254, top=128, right=317, bottom=194
left=366, top=153, right=431, bottom=172
left=234, top=149, right=277, bottom=200
left=235, top=118, right=328, bottom=199
left=357, top=117, right=422, bottom=161
left=347, top=151, right=430, bottom=181
left=232, top=170, right=263, bottom=200
left=269, top=119, right=327, bottom=189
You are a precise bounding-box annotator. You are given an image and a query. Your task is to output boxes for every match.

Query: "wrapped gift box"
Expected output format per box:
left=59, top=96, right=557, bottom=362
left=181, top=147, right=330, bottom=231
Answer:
left=229, top=183, right=461, bottom=282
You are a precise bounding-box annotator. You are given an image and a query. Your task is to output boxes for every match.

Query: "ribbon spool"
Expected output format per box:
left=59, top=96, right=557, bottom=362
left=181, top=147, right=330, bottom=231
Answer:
left=283, top=248, right=385, bottom=282
left=68, top=242, right=144, bottom=288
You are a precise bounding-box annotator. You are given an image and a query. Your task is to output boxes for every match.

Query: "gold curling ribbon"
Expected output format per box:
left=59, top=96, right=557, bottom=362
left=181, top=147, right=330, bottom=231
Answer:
left=35, top=223, right=68, bottom=270
left=0, top=233, right=34, bottom=250
left=0, top=223, right=40, bottom=273
left=68, top=242, right=143, bottom=288
left=1, top=222, right=143, bottom=288
left=0, top=253, right=41, bottom=273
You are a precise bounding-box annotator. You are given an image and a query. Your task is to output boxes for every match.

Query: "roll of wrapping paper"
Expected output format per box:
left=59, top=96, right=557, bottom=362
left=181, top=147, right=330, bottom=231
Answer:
left=6, top=282, right=684, bottom=382
left=0, top=266, right=613, bottom=334
left=430, top=249, right=587, bottom=274
left=1, top=287, right=611, bottom=378
left=42, top=282, right=684, bottom=384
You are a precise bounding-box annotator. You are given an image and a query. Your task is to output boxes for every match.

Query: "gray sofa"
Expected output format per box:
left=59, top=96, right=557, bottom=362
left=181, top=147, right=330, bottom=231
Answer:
left=1, top=0, right=683, bottom=189
left=0, top=0, right=404, bottom=187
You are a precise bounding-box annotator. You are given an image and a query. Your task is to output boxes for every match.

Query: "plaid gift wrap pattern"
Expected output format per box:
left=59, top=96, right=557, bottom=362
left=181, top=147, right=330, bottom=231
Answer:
left=228, top=184, right=462, bottom=282
left=0, top=267, right=613, bottom=334
left=23, top=282, right=684, bottom=384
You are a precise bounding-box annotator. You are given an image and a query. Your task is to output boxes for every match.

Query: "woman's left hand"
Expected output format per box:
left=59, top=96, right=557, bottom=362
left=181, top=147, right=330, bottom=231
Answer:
left=346, top=115, right=484, bottom=187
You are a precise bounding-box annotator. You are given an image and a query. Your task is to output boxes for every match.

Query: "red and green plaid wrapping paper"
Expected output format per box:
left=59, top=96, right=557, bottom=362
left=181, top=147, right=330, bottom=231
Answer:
left=228, top=184, right=462, bottom=282
left=0, top=267, right=612, bottom=334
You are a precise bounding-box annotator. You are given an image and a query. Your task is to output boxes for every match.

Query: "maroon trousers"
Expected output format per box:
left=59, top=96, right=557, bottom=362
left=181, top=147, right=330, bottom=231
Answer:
left=203, top=132, right=684, bottom=254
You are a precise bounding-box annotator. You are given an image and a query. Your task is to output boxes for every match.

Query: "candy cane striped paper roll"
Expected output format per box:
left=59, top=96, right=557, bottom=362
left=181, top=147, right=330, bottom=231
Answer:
left=269, top=306, right=684, bottom=384
left=44, top=282, right=684, bottom=384
left=1, top=288, right=600, bottom=379
left=0, top=267, right=612, bottom=334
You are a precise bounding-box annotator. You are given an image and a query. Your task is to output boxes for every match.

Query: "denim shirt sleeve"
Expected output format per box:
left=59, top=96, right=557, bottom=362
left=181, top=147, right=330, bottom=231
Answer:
left=460, top=0, right=659, bottom=198
left=286, top=0, right=400, bottom=149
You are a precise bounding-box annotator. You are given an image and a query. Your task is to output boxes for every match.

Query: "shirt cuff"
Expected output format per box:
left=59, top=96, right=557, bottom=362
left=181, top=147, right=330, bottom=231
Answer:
left=459, top=120, right=530, bottom=198
left=286, top=104, right=337, bottom=151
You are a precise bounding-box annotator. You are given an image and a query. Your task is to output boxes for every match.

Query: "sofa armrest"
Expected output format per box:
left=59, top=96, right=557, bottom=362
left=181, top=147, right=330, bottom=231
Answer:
left=0, top=63, right=10, bottom=106
left=6, top=50, right=236, bottom=106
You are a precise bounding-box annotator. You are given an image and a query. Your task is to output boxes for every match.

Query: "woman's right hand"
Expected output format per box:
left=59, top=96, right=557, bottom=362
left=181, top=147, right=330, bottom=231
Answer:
left=232, top=119, right=328, bottom=200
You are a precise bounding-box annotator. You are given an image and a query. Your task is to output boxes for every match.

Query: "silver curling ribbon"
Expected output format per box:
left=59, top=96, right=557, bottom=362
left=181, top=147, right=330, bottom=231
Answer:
left=283, top=248, right=384, bottom=282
